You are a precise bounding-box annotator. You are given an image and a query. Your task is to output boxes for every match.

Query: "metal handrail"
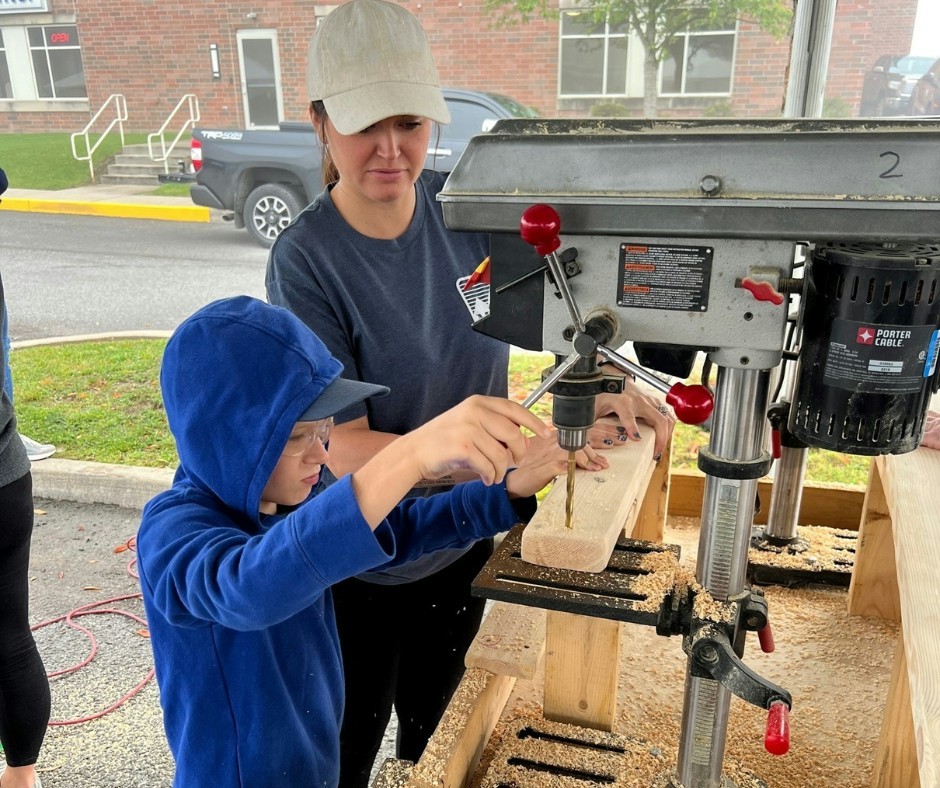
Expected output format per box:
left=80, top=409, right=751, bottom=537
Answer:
left=148, top=94, right=200, bottom=173
left=70, top=94, right=128, bottom=180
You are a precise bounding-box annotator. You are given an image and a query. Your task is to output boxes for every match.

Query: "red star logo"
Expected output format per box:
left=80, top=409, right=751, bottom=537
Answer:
left=857, top=327, right=875, bottom=345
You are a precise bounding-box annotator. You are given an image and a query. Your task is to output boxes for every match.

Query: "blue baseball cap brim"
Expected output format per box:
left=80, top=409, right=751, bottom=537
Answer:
left=299, top=376, right=389, bottom=421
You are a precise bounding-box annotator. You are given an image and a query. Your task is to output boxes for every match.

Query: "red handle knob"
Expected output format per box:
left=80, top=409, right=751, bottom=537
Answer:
left=765, top=700, right=790, bottom=755
left=665, top=382, right=714, bottom=426
left=740, top=278, right=784, bottom=306
left=770, top=428, right=782, bottom=460
left=520, top=204, right=562, bottom=256
left=758, top=622, right=775, bottom=653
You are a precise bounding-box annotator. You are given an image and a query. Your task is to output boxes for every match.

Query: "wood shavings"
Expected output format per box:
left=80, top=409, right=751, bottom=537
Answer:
left=749, top=525, right=857, bottom=573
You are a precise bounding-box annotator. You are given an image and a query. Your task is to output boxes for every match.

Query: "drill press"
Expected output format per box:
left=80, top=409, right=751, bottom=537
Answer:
left=440, top=117, right=940, bottom=787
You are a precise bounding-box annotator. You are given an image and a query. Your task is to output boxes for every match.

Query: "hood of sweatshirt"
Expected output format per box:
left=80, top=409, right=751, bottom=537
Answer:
left=159, top=296, right=384, bottom=521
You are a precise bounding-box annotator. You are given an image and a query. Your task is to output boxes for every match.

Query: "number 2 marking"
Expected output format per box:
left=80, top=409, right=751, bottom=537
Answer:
left=879, top=151, right=902, bottom=179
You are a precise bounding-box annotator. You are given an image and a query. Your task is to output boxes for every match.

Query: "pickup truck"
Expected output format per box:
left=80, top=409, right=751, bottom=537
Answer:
left=172, top=88, right=537, bottom=247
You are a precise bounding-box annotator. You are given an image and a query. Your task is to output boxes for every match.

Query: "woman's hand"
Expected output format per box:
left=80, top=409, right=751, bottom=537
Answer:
left=921, top=410, right=940, bottom=450
left=593, top=379, right=676, bottom=458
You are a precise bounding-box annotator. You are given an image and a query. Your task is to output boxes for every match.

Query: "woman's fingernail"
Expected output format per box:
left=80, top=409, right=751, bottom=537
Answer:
left=603, top=438, right=614, bottom=446
left=616, top=426, right=626, bottom=434
left=617, top=435, right=628, bottom=442
left=654, top=453, right=662, bottom=462
left=633, top=431, right=642, bottom=440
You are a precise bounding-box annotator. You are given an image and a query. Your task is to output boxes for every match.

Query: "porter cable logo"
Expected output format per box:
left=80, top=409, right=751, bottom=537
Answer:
left=856, top=326, right=911, bottom=347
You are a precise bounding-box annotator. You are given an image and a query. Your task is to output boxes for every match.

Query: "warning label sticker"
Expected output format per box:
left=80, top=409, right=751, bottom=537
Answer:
left=823, top=319, right=938, bottom=393
left=616, top=243, right=712, bottom=311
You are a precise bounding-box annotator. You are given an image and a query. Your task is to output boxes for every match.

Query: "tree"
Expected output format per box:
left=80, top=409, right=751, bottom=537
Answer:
left=483, top=0, right=793, bottom=116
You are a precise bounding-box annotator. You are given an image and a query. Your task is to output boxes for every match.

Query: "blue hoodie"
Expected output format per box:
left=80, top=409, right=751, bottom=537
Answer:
left=137, top=297, right=530, bottom=787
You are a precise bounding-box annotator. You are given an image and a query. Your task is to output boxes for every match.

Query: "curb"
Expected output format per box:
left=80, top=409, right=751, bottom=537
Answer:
left=13, top=330, right=172, bottom=350
left=31, top=457, right=173, bottom=511
left=2, top=197, right=210, bottom=223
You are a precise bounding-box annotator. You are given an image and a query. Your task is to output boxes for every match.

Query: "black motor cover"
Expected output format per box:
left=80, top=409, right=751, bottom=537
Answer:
left=789, top=243, right=940, bottom=455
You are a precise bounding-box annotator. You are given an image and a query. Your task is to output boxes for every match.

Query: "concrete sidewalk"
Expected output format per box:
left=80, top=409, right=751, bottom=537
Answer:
left=2, top=183, right=211, bottom=223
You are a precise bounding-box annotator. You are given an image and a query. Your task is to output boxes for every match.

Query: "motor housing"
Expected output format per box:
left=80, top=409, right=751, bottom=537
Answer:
left=789, top=243, right=940, bottom=455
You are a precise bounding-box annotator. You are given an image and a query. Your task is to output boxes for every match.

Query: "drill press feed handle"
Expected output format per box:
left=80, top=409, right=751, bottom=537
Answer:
left=519, top=202, right=562, bottom=256
left=519, top=203, right=716, bottom=427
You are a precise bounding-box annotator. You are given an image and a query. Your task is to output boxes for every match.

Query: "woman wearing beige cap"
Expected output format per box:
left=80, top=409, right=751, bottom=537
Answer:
left=266, top=1, right=674, bottom=783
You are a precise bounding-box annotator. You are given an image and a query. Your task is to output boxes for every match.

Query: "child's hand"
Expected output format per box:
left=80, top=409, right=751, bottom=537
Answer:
left=504, top=432, right=570, bottom=499
left=410, top=395, right=553, bottom=485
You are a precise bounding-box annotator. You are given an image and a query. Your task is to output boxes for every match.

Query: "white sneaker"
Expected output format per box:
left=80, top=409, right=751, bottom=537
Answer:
left=19, top=434, right=56, bottom=462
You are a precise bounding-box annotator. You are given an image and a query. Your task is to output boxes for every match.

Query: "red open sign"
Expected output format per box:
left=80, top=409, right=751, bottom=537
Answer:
left=50, top=32, right=71, bottom=44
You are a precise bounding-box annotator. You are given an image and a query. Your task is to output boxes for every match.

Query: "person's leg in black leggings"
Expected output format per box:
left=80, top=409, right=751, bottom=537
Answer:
left=393, top=538, right=493, bottom=763
left=334, top=576, right=403, bottom=788
left=0, top=472, right=50, bottom=769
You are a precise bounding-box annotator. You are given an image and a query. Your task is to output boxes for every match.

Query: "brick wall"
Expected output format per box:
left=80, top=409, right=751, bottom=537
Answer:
left=0, top=0, right=922, bottom=133
left=74, top=0, right=316, bottom=131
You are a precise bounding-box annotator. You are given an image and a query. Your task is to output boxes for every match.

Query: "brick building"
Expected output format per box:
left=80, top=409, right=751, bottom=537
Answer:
left=0, top=0, right=918, bottom=136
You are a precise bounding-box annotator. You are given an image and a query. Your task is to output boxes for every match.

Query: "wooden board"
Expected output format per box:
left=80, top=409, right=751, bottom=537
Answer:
left=521, top=432, right=656, bottom=572
left=846, top=460, right=900, bottom=621
left=873, top=638, right=920, bottom=788
left=464, top=602, right=545, bottom=680
left=543, top=610, right=621, bottom=731
left=880, top=446, right=940, bottom=788
left=631, top=433, right=672, bottom=542
left=410, top=668, right=516, bottom=788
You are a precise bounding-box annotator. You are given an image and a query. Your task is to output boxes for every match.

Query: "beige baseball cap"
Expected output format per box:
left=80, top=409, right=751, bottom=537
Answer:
left=307, top=0, right=451, bottom=135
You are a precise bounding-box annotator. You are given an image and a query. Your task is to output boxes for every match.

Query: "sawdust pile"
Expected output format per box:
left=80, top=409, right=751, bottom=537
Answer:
left=471, top=516, right=897, bottom=787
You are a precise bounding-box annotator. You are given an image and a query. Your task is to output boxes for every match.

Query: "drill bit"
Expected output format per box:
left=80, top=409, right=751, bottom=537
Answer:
left=564, top=451, right=576, bottom=529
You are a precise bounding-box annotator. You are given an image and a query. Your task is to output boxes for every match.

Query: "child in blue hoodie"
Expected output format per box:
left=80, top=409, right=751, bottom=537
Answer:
left=136, top=296, right=563, bottom=787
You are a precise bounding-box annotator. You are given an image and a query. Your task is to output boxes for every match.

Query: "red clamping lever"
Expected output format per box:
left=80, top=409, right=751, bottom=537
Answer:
left=765, top=700, right=791, bottom=756
left=770, top=427, right=782, bottom=460
left=739, top=277, right=785, bottom=306
left=758, top=620, right=775, bottom=653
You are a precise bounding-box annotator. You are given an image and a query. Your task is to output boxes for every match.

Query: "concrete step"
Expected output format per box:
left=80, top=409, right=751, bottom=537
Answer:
left=100, top=172, right=165, bottom=186
left=102, top=142, right=192, bottom=185
left=106, top=163, right=170, bottom=176
left=108, top=153, right=176, bottom=170
left=120, top=143, right=152, bottom=155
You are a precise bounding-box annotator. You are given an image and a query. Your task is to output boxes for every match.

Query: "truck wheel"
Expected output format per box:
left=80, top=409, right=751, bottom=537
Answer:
left=243, top=184, right=304, bottom=247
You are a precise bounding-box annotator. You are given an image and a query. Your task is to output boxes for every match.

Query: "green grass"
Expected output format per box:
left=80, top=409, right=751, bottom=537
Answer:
left=12, top=339, right=176, bottom=467
left=10, top=340, right=871, bottom=485
left=1, top=131, right=148, bottom=189
left=150, top=182, right=192, bottom=197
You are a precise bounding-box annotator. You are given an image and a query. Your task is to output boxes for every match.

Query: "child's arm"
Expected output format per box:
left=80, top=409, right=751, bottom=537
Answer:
left=350, top=395, right=553, bottom=528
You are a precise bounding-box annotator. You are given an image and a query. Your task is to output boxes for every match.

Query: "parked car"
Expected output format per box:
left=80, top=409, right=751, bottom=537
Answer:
left=858, top=54, right=936, bottom=116
left=166, top=88, right=538, bottom=247
left=908, top=57, right=940, bottom=116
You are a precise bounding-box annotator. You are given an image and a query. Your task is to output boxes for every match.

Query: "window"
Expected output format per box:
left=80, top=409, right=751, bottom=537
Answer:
left=660, top=14, right=736, bottom=96
left=0, top=30, right=11, bottom=99
left=27, top=24, right=87, bottom=99
left=559, top=12, right=629, bottom=96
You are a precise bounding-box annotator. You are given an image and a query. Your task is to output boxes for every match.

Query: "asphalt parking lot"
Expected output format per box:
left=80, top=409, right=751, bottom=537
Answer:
left=27, top=495, right=399, bottom=787
left=28, top=497, right=172, bottom=788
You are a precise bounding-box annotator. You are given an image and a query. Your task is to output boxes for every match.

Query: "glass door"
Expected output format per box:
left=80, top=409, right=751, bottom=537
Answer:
left=236, top=29, right=283, bottom=129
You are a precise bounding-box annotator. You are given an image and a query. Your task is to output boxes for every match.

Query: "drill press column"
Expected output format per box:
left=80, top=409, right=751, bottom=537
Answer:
left=677, top=366, right=773, bottom=788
